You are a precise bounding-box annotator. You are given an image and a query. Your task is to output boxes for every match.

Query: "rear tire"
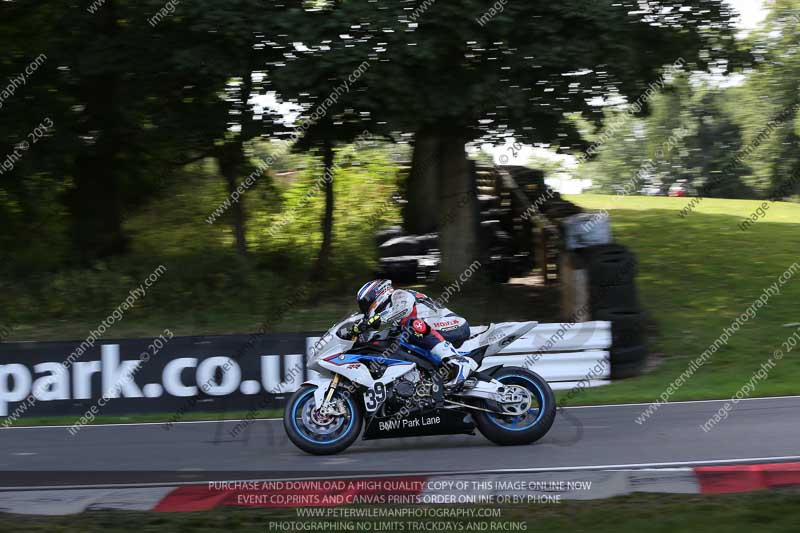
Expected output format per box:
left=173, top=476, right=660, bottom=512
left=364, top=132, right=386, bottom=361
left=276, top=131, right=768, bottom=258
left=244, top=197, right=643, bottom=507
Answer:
left=283, top=384, right=363, bottom=455
left=474, top=368, right=556, bottom=446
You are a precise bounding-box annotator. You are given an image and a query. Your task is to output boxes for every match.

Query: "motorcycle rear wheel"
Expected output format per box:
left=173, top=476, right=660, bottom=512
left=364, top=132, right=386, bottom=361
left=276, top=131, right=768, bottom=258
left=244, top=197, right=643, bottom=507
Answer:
left=473, top=368, right=556, bottom=446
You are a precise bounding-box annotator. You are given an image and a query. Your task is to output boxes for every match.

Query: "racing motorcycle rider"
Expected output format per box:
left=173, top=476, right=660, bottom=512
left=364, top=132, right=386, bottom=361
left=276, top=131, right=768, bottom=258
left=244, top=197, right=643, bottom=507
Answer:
left=352, top=279, right=478, bottom=388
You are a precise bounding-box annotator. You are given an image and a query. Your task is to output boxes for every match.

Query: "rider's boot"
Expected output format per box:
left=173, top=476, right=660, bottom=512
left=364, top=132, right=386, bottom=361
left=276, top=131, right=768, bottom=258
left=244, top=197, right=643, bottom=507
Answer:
left=431, top=341, right=479, bottom=388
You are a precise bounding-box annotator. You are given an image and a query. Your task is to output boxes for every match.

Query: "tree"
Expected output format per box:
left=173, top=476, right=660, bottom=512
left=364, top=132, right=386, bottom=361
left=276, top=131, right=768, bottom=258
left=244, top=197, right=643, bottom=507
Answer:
left=735, top=0, right=800, bottom=198
left=682, top=91, right=754, bottom=197
left=179, top=0, right=298, bottom=257
left=0, top=0, right=235, bottom=263
left=0, top=1, right=303, bottom=262
left=269, top=6, right=380, bottom=279
left=268, top=0, right=740, bottom=279
left=585, top=77, right=755, bottom=198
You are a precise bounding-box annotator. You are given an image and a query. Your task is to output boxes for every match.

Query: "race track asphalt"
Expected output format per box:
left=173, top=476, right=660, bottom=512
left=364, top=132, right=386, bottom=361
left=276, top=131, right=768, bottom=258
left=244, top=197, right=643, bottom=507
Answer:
left=2, top=396, right=799, bottom=487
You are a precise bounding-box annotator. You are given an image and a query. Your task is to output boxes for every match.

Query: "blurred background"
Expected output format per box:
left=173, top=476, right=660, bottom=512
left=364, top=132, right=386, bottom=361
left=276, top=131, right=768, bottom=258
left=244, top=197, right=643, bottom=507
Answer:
left=0, top=0, right=798, bottom=365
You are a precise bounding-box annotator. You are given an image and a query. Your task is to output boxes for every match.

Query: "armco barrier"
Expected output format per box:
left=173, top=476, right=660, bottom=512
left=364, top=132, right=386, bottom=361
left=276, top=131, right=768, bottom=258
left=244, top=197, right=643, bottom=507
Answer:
left=483, top=321, right=611, bottom=391
left=0, top=322, right=609, bottom=419
left=482, top=321, right=611, bottom=390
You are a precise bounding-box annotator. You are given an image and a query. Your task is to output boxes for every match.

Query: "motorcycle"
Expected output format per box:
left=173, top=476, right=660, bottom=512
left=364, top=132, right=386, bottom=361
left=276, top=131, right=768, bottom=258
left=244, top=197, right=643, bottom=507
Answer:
left=283, top=314, right=557, bottom=455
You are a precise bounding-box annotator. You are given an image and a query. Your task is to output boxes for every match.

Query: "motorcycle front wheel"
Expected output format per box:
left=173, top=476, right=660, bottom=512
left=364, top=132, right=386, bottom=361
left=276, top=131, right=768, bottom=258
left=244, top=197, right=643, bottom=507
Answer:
left=283, top=384, right=363, bottom=455
left=473, top=367, right=557, bottom=446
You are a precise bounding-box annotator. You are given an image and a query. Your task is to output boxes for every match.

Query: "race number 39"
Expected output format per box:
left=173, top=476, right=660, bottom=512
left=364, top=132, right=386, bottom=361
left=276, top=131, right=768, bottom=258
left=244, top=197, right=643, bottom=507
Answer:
left=363, top=382, right=387, bottom=412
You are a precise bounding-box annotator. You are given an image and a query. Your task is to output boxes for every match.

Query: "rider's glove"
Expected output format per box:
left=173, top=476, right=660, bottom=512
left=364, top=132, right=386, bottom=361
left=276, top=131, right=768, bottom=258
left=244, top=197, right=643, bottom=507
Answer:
left=365, top=314, right=381, bottom=330
left=350, top=315, right=378, bottom=337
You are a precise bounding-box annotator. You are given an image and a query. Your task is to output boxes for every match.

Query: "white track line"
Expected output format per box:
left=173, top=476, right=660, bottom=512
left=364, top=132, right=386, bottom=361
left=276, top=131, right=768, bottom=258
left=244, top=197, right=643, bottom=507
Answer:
left=3, top=394, right=800, bottom=430
left=0, top=417, right=278, bottom=430
left=563, top=394, right=800, bottom=409
left=2, top=455, right=800, bottom=491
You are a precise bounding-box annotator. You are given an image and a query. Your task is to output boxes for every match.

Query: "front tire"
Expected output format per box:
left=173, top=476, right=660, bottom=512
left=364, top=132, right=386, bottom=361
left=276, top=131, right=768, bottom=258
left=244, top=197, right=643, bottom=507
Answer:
left=283, top=384, right=363, bottom=455
left=473, top=368, right=556, bottom=446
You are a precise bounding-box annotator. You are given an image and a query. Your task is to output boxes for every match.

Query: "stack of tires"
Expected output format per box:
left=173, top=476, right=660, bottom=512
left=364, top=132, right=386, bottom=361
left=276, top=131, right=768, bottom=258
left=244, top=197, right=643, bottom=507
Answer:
left=580, top=244, right=648, bottom=379
left=374, top=227, right=438, bottom=282
left=374, top=200, right=533, bottom=283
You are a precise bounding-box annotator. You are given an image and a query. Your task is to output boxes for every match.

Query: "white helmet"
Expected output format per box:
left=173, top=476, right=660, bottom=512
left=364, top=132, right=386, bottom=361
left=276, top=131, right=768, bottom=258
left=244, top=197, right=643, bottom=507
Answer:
left=356, top=279, right=394, bottom=316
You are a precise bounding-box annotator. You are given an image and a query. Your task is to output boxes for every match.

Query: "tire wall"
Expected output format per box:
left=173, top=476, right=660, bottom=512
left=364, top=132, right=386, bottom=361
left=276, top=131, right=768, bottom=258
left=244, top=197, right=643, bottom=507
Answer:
left=578, top=244, right=648, bottom=379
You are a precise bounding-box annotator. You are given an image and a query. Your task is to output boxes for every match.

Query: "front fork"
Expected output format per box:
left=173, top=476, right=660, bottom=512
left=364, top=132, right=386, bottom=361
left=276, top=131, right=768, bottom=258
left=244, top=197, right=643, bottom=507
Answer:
left=322, top=374, right=340, bottom=405
left=315, top=374, right=345, bottom=417
left=308, top=375, right=335, bottom=410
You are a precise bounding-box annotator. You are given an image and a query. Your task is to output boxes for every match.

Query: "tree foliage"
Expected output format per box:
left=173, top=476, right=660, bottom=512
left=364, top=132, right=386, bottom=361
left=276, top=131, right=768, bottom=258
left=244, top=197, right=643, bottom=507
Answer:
left=585, top=0, right=800, bottom=199
left=1, top=0, right=782, bottom=297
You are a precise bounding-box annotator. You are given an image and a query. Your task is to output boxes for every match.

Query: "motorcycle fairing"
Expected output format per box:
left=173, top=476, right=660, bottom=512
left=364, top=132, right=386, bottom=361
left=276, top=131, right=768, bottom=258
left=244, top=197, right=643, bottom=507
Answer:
left=325, top=353, right=410, bottom=367
left=316, top=353, right=416, bottom=391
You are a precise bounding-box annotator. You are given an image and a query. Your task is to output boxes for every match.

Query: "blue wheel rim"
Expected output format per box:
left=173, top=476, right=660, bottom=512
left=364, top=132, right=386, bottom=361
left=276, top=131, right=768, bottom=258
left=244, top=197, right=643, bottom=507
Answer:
left=291, top=389, right=356, bottom=445
left=487, top=374, right=546, bottom=431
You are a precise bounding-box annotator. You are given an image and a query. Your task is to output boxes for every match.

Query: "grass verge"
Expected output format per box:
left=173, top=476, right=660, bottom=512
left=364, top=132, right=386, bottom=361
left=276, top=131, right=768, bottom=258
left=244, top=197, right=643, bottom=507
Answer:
left=561, top=194, right=800, bottom=405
